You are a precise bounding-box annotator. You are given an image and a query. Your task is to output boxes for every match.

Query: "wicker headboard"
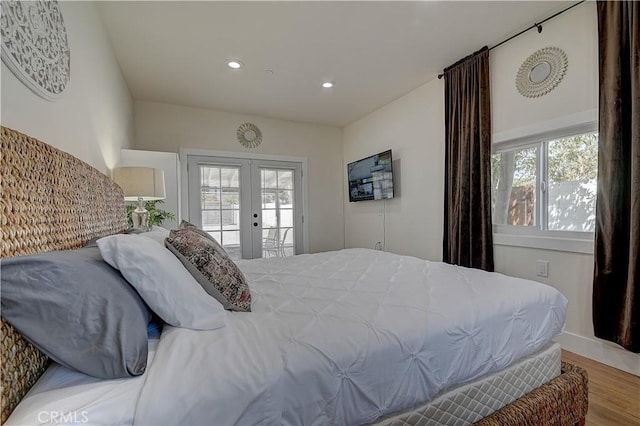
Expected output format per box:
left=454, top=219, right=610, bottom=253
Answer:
left=0, top=126, right=127, bottom=423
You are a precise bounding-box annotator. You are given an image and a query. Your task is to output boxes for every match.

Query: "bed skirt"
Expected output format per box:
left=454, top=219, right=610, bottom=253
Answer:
left=374, top=343, right=587, bottom=426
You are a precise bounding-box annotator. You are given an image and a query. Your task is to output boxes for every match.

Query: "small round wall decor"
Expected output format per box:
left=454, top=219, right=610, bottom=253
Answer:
left=236, top=123, right=262, bottom=148
left=516, top=47, right=567, bottom=98
left=1, top=0, right=70, bottom=100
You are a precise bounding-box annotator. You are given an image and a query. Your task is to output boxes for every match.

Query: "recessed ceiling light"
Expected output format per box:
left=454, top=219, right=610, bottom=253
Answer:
left=322, top=81, right=334, bottom=88
left=227, top=60, right=243, bottom=69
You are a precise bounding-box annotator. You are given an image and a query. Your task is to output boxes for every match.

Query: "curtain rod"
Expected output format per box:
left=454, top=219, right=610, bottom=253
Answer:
left=437, top=0, right=586, bottom=79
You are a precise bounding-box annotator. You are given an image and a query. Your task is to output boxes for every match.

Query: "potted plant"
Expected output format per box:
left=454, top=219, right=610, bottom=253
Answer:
left=126, top=200, right=175, bottom=229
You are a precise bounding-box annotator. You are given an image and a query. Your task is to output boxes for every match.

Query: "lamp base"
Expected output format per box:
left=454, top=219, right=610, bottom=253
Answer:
left=132, top=197, right=149, bottom=231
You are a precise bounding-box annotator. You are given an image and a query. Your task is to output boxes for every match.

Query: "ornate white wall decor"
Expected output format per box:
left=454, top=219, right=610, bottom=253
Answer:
left=516, top=47, right=568, bottom=98
left=236, top=123, right=262, bottom=148
left=1, top=0, right=70, bottom=100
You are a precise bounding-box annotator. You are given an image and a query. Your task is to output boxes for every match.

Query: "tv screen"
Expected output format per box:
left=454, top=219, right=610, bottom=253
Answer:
left=347, top=150, right=394, bottom=202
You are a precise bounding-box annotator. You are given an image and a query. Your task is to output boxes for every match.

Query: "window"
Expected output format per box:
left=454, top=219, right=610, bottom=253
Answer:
left=491, top=131, right=598, bottom=233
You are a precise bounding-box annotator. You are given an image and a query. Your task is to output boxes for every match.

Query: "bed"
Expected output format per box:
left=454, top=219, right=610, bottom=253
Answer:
left=0, top=126, right=588, bottom=425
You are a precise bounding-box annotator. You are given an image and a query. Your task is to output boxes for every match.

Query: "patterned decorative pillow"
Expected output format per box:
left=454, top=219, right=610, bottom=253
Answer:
left=178, top=220, right=227, bottom=254
left=178, top=219, right=197, bottom=230
left=166, top=228, right=251, bottom=312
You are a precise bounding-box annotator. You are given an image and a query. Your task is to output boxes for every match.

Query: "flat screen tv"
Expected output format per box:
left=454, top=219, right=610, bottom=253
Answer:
left=347, top=149, right=394, bottom=202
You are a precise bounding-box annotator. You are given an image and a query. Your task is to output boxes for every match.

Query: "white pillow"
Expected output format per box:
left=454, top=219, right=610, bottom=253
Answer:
left=97, top=234, right=226, bottom=330
left=139, top=226, right=170, bottom=245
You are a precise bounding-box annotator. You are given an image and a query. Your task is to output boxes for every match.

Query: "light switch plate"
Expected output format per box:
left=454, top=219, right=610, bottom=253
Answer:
left=536, top=260, right=549, bottom=278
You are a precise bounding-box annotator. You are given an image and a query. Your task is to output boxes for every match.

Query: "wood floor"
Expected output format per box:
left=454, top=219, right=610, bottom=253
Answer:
left=562, top=350, right=640, bottom=426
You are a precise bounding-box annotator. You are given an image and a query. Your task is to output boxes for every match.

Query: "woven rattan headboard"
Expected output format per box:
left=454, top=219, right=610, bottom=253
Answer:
left=0, top=126, right=127, bottom=423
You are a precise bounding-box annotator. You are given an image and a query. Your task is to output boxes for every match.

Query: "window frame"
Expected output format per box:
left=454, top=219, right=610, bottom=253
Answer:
left=491, top=121, right=598, bottom=254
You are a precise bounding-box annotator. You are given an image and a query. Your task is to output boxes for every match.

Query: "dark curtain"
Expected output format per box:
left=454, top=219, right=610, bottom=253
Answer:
left=593, top=1, right=639, bottom=353
left=442, top=47, right=494, bottom=271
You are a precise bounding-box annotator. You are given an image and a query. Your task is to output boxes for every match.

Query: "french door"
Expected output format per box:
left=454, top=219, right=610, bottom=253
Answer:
left=187, top=155, right=303, bottom=259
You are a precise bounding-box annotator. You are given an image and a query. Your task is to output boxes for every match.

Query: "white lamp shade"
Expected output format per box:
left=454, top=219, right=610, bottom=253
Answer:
left=112, top=167, right=166, bottom=201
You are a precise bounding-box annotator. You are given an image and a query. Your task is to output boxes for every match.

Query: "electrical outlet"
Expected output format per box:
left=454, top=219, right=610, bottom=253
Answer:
left=536, top=260, right=549, bottom=278
left=374, top=242, right=383, bottom=250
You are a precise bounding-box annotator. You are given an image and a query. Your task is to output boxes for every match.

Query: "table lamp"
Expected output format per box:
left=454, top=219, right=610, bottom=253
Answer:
left=112, top=167, right=166, bottom=230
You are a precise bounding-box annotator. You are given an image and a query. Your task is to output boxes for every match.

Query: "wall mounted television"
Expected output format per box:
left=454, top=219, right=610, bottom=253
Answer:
left=347, top=149, right=394, bottom=202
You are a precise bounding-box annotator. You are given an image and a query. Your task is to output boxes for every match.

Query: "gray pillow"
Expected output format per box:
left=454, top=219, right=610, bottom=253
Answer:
left=0, top=247, right=151, bottom=378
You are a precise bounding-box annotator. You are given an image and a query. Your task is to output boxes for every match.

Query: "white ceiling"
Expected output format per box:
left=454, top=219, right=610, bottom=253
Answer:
left=97, top=1, right=574, bottom=128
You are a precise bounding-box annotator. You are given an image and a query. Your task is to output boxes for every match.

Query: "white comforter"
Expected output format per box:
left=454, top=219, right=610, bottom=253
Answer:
left=7, top=249, right=567, bottom=425
left=135, top=249, right=567, bottom=425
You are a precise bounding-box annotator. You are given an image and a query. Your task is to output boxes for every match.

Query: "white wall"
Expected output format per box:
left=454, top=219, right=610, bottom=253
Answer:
left=1, top=2, right=133, bottom=172
left=491, top=2, right=637, bottom=375
left=343, top=1, right=639, bottom=374
left=343, top=79, right=444, bottom=260
left=491, top=2, right=598, bottom=134
left=133, top=101, right=344, bottom=254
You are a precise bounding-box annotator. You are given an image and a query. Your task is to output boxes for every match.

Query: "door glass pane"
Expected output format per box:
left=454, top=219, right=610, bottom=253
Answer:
left=260, top=168, right=295, bottom=258
left=221, top=168, right=239, bottom=188
left=262, top=170, right=277, bottom=189
left=261, top=209, right=277, bottom=228
left=547, top=132, right=598, bottom=231
left=207, top=231, right=222, bottom=246
left=281, top=227, right=294, bottom=256
left=202, top=210, right=221, bottom=227
left=278, top=171, right=293, bottom=189
left=200, top=165, right=241, bottom=259
left=491, top=146, right=538, bottom=226
left=280, top=209, right=293, bottom=227
left=262, top=191, right=275, bottom=209
left=221, top=191, right=239, bottom=209
left=222, top=230, right=241, bottom=258
left=278, top=189, right=293, bottom=208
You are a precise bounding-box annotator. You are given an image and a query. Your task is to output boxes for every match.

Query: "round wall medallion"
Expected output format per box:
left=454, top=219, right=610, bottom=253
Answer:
left=236, top=123, right=262, bottom=148
left=1, top=0, right=70, bottom=100
left=516, top=47, right=567, bottom=98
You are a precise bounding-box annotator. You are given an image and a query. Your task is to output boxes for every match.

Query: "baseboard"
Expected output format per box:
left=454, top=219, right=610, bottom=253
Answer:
left=554, top=331, right=640, bottom=376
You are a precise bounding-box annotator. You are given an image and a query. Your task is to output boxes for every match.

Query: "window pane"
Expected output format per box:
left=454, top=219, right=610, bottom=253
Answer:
left=278, top=190, right=293, bottom=208
left=280, top=209, right=293, bottom=227
left=202, top=210, right=221, bottom=229
left=199, top=165, right=242, bottom=256
left=220, top=209, right=239, bottom=229
left=262, top=191, right=276, bottom=209
left=491, top=146, right=537, bottom=226
left=277, top=170, right=293, bottom=189
left=221, top=190, right=239, bottom=209
left=281, top=228, right=294, bottom=257
left=201, top=166, right=221, bottom=188
left=220, top=168, right=239, bottom=188
left=547, top=133, right=598, bottom=231
left=201, top=166, right=221, bottom=210
left=206, top=231, right=222, bottom=245
left=262, top=170, right=277, bottom=189
left=201, top=189, right=221, bottom=210
left=261, top=209, right=277, bottom=228
left=221, top=230, right=241, bottom=259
